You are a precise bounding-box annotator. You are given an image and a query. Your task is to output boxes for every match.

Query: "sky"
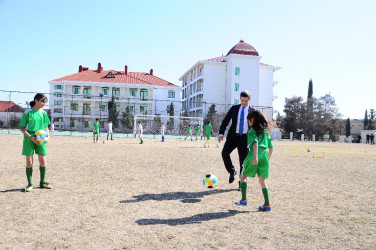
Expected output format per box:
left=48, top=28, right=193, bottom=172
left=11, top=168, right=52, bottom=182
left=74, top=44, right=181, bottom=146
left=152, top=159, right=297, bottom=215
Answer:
left=0, top=0, right=375, bottom=119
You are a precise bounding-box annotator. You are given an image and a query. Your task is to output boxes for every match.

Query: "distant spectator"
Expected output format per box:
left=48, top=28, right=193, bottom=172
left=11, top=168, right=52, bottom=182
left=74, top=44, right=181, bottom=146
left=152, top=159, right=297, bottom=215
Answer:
left=366, top=133, right=370, bottom=144
left=371, top=133, right=375, bottom=145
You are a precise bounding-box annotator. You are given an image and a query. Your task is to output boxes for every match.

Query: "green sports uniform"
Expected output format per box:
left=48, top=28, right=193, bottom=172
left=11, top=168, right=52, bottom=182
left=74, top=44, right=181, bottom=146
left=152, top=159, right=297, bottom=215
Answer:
left=19, top=108, right=51, bottom=156
left=187, top=126, right=192, bottom=135
left=242, top=128, right=273, bottom=179
left=195, top=125, right=200, bottom=135
left=93, top=122, right=100, bottom=134
left=204, top=124, right=212, bottom=139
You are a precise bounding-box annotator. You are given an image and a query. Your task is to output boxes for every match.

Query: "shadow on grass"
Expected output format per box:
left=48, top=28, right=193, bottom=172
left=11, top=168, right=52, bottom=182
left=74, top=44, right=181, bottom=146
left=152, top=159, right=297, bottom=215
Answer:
left=0, top=188, right=24, bottom=193
left=119, top=189, right=236, bottom=204
left=136, top=209, right=249, bottom=226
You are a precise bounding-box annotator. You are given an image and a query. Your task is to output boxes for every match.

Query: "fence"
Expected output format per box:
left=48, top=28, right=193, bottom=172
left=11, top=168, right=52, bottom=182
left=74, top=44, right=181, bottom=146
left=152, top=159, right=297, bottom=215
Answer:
left=0, top=89, right=273, bottom=135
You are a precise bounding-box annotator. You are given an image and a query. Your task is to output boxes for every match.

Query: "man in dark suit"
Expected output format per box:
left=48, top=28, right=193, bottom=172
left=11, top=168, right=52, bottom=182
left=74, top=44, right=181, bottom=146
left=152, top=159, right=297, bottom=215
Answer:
left=218, top=90, right=254, bottom=186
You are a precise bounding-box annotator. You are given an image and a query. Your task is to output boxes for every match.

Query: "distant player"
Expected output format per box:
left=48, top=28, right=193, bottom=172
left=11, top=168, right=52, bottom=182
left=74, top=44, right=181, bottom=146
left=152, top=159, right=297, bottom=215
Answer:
left=137, top=121, right=143, bottom=144
left=194, top=124, right=201, bottom=141
left=19, top=93, right=52, bottom=192
left=204, top=121, right=214, bottom=148
left=184, top=125, right=193, bottom=141
left=107, top=120, right=113, bottom=140
left=50, top=121, right=55, bottom=137
left=93, top=118, right=99, bottom=143
left=161, top=122, right=165, bottom=142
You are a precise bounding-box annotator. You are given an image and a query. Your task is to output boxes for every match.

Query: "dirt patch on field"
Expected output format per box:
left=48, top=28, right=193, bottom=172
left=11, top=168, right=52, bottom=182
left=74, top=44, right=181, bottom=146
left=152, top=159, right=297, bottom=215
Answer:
left=0, top=134, right=375, bottom=249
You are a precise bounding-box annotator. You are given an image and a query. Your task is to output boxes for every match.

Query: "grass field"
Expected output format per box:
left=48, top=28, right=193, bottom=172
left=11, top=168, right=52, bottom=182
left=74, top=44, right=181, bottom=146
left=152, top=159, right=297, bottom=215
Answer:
left=0, top=134, right=375, bottom=249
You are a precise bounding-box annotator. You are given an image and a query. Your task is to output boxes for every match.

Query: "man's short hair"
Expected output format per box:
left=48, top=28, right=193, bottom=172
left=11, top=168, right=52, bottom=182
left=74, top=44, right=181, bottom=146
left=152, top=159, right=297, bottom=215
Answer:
left=240, top=90, right=251, bottom=98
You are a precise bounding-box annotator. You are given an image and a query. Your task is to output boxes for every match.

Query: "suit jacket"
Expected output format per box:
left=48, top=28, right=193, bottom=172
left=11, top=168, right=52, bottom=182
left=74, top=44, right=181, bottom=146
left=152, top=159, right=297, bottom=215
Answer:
left=219, top=104, right=255, bottom=138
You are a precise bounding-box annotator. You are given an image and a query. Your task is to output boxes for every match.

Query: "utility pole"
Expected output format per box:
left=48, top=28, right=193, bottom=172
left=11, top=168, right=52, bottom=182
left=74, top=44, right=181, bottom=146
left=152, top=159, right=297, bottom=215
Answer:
left=99, top=93, right=103, bottom=135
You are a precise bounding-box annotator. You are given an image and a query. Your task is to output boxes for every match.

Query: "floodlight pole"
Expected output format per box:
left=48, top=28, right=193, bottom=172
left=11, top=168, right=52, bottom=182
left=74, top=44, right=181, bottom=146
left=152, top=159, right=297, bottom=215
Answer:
left=99, top=93, right=103, bottom=135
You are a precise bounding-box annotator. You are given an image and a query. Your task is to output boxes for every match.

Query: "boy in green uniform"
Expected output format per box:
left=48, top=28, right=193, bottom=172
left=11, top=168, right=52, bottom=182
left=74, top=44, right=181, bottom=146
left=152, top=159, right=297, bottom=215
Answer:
left=204, top=121, right=214, bottom=148
left=93, top=118, right=100, bottom=143
left=235, top=110, right=274, bottom=211
left=184, top=125, right=193, bottom=141
left=19, top=93, right=52, bottom=192
left=194, top=124, right=201, bottom=141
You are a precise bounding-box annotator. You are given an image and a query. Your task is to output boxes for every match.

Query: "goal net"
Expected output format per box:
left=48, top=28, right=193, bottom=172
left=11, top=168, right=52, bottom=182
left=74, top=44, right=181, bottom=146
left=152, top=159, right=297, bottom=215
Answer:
left=133, top=115, right=204, bottom=137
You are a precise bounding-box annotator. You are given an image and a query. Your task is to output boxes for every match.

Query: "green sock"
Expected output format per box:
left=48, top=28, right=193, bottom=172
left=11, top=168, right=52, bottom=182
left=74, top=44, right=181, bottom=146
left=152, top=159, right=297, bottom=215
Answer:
left=141, top=139, right=143, bottom=143
left=240, top=182, right=247, bottom=201
left=40, top=166, right=46, bottom=184
left=262, top=188, right=270, bottom=206
left=26, top=167, right=33, bottom=186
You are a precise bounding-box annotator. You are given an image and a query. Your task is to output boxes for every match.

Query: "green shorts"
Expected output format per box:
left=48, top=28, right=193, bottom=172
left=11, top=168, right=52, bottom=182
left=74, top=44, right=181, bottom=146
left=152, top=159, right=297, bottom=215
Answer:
left=22, top=135, right=47, bottom=156
left=93, top=131, right=98, bottom=135
left=206, top=134, right=211, bottom=140
left=242, top=151, right=269, bottom=179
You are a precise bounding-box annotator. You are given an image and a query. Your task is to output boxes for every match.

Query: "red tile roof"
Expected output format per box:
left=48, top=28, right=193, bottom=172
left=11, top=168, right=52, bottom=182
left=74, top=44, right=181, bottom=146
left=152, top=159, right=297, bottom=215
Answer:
left=0, top=101, right=25, bottom=112
left=51, top=69, right=179, bottom=87
left=226, top=40, right=259, bottom=56
left=205, top=56, right=226, bottom=62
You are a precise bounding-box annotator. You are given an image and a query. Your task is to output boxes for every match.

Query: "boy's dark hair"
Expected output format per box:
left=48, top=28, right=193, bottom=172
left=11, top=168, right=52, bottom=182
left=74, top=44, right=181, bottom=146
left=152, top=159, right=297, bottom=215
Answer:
left=109, top=120, right=112, bottom=122
left=207, top=121, right=211, bottom=124
left=96, top=118, right=99, bottom=121
left=30, top=93, right=48, bottom=107
left=247, top=110, right=275, bottom=134
left=240, top=90, right=251, bottom=98
left=138, top=121, right=141, bottom=123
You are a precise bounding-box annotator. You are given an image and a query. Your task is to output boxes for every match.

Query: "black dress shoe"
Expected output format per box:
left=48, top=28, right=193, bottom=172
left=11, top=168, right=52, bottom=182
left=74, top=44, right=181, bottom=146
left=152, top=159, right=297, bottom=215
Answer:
left=229, top=170, right=237, bottom=184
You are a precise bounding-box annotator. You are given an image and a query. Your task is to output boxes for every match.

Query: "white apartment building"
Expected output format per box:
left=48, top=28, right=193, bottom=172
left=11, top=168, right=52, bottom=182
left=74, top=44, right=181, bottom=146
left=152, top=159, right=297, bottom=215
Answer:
left=49, top=63, right=180, bottom=131
left=179, top=40, right=280, bottom=120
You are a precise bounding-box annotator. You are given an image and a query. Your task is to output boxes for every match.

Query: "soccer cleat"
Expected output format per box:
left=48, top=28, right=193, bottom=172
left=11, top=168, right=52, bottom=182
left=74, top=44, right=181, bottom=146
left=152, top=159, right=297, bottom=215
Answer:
left=25, top=185, right=33, bottom=192
left=259, top=204, right=271, bottom=212
left=234, top=200, right=247, bottom=206
left=40, top=182, right=52, bottom=189
left=229, top=169, right=237, bottom=184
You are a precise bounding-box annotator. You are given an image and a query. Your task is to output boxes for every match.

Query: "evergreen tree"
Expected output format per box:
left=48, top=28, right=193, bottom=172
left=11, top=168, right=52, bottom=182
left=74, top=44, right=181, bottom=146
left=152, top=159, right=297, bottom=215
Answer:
left=121, top=106, right=134, bottom=132
left=108, top=96, right=119, bottom=128
left=346, top=118, right=351, bottom=137
left=368, top=109, right=375, bottom=130
left=307, top=78, right=313, bottom=98
left=364, top=109, right=368, bottom=129
left=205, top=104, right=218, bottom=133
left=167, top=102, right=175, bottom=131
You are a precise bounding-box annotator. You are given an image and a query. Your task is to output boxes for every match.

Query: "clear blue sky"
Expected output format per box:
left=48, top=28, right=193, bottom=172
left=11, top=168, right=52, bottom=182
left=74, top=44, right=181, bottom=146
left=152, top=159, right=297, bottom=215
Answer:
left=0, top=0, right=375, bottom=119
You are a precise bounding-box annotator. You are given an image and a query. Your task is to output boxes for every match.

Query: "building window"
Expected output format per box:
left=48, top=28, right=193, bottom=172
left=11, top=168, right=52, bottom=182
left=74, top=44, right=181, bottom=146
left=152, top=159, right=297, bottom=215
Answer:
left=54, top=93, right=63, bottom=97
left=102, top=87, right=109, bottom=96
left=168, top=90, right=175, bottom=98
left=70, top=101, right=79, bottom=111
left=235, top=67, right=240, bottom=75
left=234, top=99, right=239, bottom=105
left=235, top=83, right=239, bottom=91
left=128, top=104, right=135, bottom=114
left=83, top=87, right=91, bottom=98
left=105, top=72, right=115, bottom=78
left=73, top=86, right=80, bottom=95
left=112, top=88, right=120, bottom=97
left=83, top=120, right=89, bottom=128
left=100, top=102, right=107, bottom=112
left=54, top=108, right=63, bottom=113
left=54, top=85, right=63, bottom=90
left=115, top=103, right=120, bottom=112
left=140, top=89, right=148, bottom=100
left=130, top=88, right=137, bottom=97
left=83, top=102, right=91, bottom=115
left=70, top=118, right=76, bottom=128
left=54, top=100, right=62, bottom=106
left=140, top=104, right=148, bottom=115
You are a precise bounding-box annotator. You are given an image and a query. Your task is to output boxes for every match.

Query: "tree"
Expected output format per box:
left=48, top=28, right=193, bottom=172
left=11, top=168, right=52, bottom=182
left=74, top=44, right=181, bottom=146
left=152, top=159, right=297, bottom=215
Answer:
left=121, top=106, right=134, bottom=132
left=9, top=114, right=21, bottom=129
left=306, top=79, right=314, bottom=139
left=346, top=118, right=351, bottom=137
left=368, top=109, right=375, bottom=130
left=364, top=109, right=368, bottom=129
left=153, top=114, right=162, bottom=135
left=167, top=102, right=175, bottom=131
left=205, top=104, right=219, bottom=133
left=307, top=78, right=313, bottom=99
left=108, top=96, right=119, bottom=128
left=281, top=96, right=305, bottom=139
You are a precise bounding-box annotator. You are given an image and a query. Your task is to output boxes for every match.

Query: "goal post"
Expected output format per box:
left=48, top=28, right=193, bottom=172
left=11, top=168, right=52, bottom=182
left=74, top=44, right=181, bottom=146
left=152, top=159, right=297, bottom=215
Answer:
left=133, top=114, right=203, bottom=138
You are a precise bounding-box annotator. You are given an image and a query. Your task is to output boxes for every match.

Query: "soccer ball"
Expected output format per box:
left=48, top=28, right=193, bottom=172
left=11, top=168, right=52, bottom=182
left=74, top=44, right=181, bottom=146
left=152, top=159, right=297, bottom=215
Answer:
left=203, top=174, right=218, bottom=188
left=35, top=130, right=49, bottom=144
left=307, top=148, right=311, bottom=152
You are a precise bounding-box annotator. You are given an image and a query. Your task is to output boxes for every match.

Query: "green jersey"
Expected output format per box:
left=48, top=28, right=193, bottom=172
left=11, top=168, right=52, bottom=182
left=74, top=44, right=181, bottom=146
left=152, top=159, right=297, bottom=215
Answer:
left=19, top=108, right=50, bottom=135
left=204, top=124, right=212, bottom=136
left=93, top=122, right=100, bottom=132
left=195, top=126, right=200, bottom=134
left=247, top=128, right=274, bottom=153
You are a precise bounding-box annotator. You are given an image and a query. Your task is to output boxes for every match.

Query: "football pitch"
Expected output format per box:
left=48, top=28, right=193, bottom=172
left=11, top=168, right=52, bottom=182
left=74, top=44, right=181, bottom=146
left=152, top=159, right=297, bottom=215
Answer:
left=0, top=134, right=375, bottom=249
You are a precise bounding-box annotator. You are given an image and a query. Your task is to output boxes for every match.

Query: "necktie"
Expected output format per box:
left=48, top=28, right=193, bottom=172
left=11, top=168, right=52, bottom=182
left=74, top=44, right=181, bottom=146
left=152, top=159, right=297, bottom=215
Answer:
left=239, top=107, right=245, bottom=135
